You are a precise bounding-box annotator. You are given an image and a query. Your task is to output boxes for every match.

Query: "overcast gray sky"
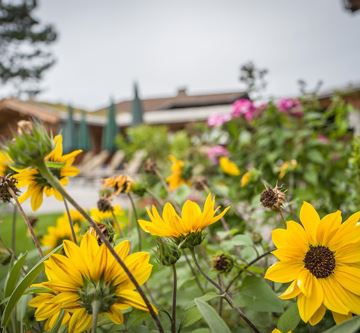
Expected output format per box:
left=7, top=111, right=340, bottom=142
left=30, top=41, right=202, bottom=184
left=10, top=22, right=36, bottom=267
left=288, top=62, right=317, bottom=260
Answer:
left=31, top=0, right=360, bottom=109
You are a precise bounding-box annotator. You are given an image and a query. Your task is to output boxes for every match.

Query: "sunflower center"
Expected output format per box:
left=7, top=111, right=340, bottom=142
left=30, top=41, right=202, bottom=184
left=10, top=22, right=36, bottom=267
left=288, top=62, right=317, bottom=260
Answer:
left=303, top=245, right=335, bottom=278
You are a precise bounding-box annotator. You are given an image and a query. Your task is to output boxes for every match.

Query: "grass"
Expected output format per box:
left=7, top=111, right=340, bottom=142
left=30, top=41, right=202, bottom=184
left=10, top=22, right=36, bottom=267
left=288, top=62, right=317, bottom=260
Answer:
left=0, top=209, right=60, bottom=280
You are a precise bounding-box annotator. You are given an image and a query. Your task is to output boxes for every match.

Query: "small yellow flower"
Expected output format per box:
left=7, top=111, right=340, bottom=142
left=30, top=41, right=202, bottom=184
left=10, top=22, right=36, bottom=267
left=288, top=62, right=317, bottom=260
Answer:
left=240, top=171, right=252, bottom=187
left=272, top=329, right=291, bottom=333
left=104, top=174, right=133, bottom=195
left=166, top=155, right=189, bottom=191
left=219, top=156, right=240, bottom=176
left=0, top=151, right=12, bottom=176
left=14, top=135, right=81, bottom=211
left=278, top=159, right=297, bottom=179
left=139, top=193, right=229, bottom=239
left=42, top=218, right=80, bottom=251
left=265, top=202, right=360, bottom=325
left=29, top=233, right=155, bottom=333
left=90, top=205, right=125, bottom=224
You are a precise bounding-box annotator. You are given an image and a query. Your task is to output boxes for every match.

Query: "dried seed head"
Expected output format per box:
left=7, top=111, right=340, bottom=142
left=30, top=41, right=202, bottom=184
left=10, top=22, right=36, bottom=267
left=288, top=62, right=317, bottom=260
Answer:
left=143, top=158, right=157, bottom=174
left=260, top=185, right=286, bottom=210
left=192, top=176, right=208, bottom=191
left=212, top=253, right=234, bottom=274
left=97, top=197, right=113, bottom=213
left=0, top=175, right=20, bottom=203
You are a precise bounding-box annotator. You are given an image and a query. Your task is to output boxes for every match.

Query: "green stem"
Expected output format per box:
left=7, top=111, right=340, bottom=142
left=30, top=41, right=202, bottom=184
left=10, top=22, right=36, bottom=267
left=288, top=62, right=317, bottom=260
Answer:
left=9, top=188, right=43, bottom=258
left=171, top=264, right=177, bottom=333
left=225, top=249, right=273, bottom=292
left=11, top=205, right=17, bottom=256
left=184, top=251, right=205, bottom=293
left=190, top=248, right=260, bottom=333
left=91, top=300, right=101, bottom=333
left=111, top=210, right=124, bottom=238
left=37, top=161, right=164, bottom=333
left=127, top=193, right=142, bottom=251
left=63, top=197, right=77, bottom=244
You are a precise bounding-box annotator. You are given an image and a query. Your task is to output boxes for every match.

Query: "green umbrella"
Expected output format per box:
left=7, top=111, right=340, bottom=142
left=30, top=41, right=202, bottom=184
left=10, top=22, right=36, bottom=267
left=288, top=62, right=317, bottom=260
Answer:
left=102, top=100, right=118, bottom=152
left=78, top=110, right=91, bottom=151
left=131, top=82, right=144, bottom=126
left=63, top=105, right=76, bottom=153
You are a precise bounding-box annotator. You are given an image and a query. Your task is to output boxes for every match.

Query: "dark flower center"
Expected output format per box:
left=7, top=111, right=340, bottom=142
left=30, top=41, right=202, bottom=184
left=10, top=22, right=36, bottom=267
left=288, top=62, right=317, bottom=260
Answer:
left=303, top=245, right=335, bottom=278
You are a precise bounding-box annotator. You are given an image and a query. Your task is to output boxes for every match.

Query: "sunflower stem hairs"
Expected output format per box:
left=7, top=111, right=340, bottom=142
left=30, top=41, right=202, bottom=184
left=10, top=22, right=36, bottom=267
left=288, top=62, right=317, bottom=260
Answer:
left=265, top=202, right=360, bottom=326
left=139, top=193, right=230, bottom=248
left=34, top=160, right=164, bottom=332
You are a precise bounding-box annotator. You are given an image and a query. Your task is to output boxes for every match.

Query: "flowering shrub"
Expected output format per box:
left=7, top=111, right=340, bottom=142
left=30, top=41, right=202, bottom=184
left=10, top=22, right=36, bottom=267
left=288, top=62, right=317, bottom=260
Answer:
left=0, top=94, right=359, bottom=333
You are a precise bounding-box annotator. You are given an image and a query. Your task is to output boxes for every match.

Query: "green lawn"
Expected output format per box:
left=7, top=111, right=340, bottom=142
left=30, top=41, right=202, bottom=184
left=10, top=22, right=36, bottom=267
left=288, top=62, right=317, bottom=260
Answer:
left=0, top=210, right=60, bottom=280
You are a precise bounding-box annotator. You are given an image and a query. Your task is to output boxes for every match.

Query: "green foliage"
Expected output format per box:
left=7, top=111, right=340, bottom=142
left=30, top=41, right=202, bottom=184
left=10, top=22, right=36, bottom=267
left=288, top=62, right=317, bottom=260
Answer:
left=116, top=125, right=170, bottom=159
left=323, top=317, right=360, bottom=333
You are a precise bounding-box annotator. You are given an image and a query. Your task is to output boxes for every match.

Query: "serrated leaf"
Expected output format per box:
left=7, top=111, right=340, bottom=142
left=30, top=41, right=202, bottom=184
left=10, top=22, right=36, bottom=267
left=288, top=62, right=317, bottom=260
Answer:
left=236, top=276, right=283, bottom=313
left=323, top=316, right=360, bottom=333
left=277, top=302, right=300, bottom=332
left=195, top=298, right=231, bottom=333
left=4, top=253, right=27, bottom=298
left=1, top=244, right=63, bottom=328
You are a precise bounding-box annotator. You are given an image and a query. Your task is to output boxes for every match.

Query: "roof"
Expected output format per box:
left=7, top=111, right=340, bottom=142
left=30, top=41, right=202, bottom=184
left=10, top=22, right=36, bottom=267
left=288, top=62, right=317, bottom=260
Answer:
left=93, top=89, right=247, bottom=115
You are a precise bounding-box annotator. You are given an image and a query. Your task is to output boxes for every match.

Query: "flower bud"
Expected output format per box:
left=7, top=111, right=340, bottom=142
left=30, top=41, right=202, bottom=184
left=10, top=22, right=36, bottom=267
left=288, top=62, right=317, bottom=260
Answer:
left=156, top=238, right=181, bottom=266
left=212, top=253, right=234, bottom=274
left=177, top=231, right=205, bottom=249
left=6, top=122, right=53, bottom=168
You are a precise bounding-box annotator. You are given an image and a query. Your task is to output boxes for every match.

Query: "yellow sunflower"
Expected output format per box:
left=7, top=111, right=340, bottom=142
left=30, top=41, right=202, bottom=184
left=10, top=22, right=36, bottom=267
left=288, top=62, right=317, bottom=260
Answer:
left=0, top=150, right=13, bottom=176
left=265, top=202, right=360, bottom=325
left=139, top=193, right=229, bottom=241
left=42, top=218, right=80, bottom=251
left=219, top=156, right=240, bottom=176
left=59, top=209, right=86, bottom=226
left=14, top=135, right=81, bottom=211
left=29, top=233, right=155, bottom=333
left=166, top=155, right=190, bottom=191
left=103, top=175, right=133, bottom=195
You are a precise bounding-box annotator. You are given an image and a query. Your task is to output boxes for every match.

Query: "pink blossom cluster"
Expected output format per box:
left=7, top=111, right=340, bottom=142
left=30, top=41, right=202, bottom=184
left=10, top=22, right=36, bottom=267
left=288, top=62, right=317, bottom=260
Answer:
left=277, top=98, right=303, bottom=117
left=231, top=99, right=257, bottom=121
left=207, top=145, right=229, bottom=164
left=207, top=113, right=231, bottom=127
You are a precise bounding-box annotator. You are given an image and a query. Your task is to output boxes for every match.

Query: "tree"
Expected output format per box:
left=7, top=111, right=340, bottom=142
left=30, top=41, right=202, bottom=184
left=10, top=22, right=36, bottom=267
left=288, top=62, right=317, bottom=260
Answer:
left=239, top=61, right=268, bottom=100
left=0, top=0, right=57, bottom=97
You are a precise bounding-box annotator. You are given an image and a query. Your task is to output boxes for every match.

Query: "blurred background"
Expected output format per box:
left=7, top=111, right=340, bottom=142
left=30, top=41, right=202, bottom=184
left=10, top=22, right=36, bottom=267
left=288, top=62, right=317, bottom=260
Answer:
left=0, top=0, right=359, bottom=214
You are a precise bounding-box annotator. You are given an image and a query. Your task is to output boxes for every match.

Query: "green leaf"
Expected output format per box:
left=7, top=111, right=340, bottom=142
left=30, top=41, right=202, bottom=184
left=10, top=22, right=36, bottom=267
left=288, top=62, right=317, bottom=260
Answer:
left=181, top=306, right=202, bottom=328
left=4, top=253, right=27, bottom=298
left=195, top=298, right=231, bottom=333
left=277, top=303, right=300, bottom=332
left=307, top=150, right=324, bottom=164
left=235, top=276, right=283, bottom=313
left=47, top=309, right=65, bottom=333
left=1, top=244, right=63, bottom=328
left=323, top=317, right=360, bottom=333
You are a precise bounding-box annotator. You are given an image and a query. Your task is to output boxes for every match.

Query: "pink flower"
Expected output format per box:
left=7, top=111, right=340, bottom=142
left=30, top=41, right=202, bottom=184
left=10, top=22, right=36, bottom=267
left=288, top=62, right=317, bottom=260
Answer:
left=232, top=99, right=256, bottom=121
left=207, top=113, right=231, bottom=127
left=317, top=134, right=330, bottom=144
left=207, top=145, right=229, bottom=164
left=277, top=98, right=303, bottom=117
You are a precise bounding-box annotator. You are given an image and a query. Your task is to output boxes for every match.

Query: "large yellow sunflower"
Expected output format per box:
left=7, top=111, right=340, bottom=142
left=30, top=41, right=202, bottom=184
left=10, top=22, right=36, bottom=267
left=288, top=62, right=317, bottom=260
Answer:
left=29, top=233, right=155, bottom=333
left=166, top=155, right=190, bottom=191
left=14, top=135, right=81, bottom=211
left=139, top=193, right=229, bottom=240
left=265, top=202, right=360, bottom=325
